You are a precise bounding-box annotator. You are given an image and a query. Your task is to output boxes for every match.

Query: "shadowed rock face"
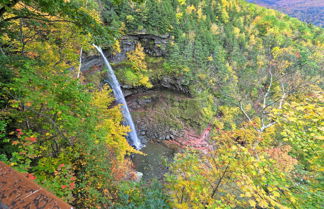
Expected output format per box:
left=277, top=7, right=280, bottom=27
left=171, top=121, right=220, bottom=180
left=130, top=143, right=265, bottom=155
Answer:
left=81, top=33, right=170, bottom=72
left=111, top=34, right=170, bottom=62
left=0, top=162, right=72, bottom=209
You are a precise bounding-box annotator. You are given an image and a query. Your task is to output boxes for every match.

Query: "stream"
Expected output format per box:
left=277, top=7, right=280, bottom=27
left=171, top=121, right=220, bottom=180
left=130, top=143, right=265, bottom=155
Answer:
left=132, top=142, right=176, bottom=181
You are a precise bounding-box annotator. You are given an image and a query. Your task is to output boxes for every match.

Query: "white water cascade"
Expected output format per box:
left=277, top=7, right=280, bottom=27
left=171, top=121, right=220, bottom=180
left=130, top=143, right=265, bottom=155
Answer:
left=93, top=44, right=142, bottom=149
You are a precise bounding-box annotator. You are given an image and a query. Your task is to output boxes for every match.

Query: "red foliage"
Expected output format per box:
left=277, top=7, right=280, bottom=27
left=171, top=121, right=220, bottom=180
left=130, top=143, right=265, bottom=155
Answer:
left=69, top=182, right=75, bottom=189
left=27, top=173, right=37, bottom=180
left=16, top=129, right=23, bottom=138
left=58, top=164, right=65, bottom=168
left=25, top=137, right=37, bottom=142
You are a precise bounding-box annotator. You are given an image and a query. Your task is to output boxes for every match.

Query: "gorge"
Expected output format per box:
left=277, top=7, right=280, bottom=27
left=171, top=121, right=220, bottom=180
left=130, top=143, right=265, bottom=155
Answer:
left=0, top=0, right=322, bottom=208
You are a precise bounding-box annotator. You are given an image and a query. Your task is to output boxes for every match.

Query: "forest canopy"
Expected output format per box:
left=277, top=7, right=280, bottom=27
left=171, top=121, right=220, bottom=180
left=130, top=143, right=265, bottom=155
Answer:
left=0, top=0, right=323, bottom=208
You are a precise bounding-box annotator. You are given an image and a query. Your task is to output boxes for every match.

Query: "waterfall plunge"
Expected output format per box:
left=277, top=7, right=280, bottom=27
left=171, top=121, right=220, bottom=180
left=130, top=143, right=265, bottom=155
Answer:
left=93, top=45, right=142, bottom=149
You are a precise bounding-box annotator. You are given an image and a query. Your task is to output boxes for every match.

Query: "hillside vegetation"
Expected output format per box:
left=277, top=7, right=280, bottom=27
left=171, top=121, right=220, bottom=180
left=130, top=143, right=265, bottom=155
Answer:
left=247, top=0, right=324, bottom=27
left=0, top=0, right=323, bottom=208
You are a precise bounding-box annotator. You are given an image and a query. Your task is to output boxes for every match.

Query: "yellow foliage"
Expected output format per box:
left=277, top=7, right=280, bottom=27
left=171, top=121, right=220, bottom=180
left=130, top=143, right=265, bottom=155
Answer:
left=210, top=23, right=220, bottom=35
left=126, top=43, right=153, bottom=88
left=166, top=124, right=293, bottom=208
left=139, top=75, right=153, bottom=88
left=233, top=27, right=241, bottom=36
left=127, top=43, right=147, bottom=72
left=176, top=11, right=183, bottom=20
left=186, top=5, right=196, bottom=14
left=197, top=8, right=206, bottom=20
left=113, top=40, right=122, bottom=54
left=91, top=85, right=141, bottom=162
left=177, top=0, right=186, bottom=6
left=3, top=2, right=93, bottom=76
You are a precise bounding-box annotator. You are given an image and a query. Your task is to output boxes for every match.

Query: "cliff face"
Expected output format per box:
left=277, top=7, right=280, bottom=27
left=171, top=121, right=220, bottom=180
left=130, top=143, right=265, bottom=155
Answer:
left=81, top=33, right=169, bottom=69
left=81, top=33, right=190, bottom=96
left=247, top=0, right=324, bottom=26
left=81, top=34, right=202, bottom=146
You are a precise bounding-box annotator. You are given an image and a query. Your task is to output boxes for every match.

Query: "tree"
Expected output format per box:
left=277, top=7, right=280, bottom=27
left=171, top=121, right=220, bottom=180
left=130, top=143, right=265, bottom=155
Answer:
left=271, top=89, right=324, bottom=208
left=0, top=0, right=113, bottom=44
left=122, top=43, right=152, bottom=88
left=165, top=124, right=297, bottom=209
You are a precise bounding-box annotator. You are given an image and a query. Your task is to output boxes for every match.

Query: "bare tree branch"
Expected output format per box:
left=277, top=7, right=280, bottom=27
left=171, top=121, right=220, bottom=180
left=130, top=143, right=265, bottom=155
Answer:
left=263, top=68, right=273, bottom=109
left=240, top=102, right=252, bottom=122
left=279, top=82, right=286, bottom=109
left=77, top=47, right=83, bottom=78
left=259, top=121, right=276, bottom=132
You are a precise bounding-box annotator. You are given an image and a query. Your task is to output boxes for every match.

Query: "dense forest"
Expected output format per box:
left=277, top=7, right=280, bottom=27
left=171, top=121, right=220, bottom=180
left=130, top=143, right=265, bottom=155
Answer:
left=247, top=0, right=324, bottom=27
left=0, top=0, right=323, bottom=208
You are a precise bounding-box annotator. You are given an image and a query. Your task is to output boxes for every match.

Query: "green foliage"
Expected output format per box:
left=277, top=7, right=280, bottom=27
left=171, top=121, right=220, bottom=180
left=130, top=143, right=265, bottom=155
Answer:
left=272, top=90, right=323, bottom=169
left=165, top=124, right=298, bottom=209
left=117, top=43, right=152, bottom=88
left=0, top=0, right=139, bottom=207
left=271, top=90, right=324, bottom=208
left=0, top=61, right=129, bottom=206
left=0, top=0, right=323, bottom=208
left=165, top=87, right=324, bottom=208
left=0, top=0, right=114, bottom=44
left=113, top=180, right=171, bottom=209
left=108, top=0, right=323, bottom=110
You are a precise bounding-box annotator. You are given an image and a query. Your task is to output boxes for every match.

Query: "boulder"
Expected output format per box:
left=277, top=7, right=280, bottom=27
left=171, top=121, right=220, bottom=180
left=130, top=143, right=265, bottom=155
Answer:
left=133, top=171, right=143, bottom=182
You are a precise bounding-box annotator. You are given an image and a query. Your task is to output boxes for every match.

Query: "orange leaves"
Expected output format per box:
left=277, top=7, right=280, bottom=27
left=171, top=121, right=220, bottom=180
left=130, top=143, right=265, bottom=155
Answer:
left=266, top=145, right=298, bottom=172
left=25, top=101, right=32, bottom=107
left=12, top=141, right=19, bottom=145
left=110, top=157, right=134, bottom=181
left=25, top=137, right=37, bottom=142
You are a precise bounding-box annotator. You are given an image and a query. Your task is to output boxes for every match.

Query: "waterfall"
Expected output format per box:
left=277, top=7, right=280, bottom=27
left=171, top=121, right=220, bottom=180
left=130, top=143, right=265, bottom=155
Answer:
left=93, top=44, right=142, bottom=149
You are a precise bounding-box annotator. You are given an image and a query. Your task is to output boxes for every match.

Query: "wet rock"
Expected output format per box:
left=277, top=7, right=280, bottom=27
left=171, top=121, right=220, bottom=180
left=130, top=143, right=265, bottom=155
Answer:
left=122, top=85, right=133, bottom=89
left=81, top=33, right=170, bottom=73
left=170, top=129, right=177, bottom=135
left=160, top=76, right=190, bottom=95
left=134, top=171, right=143, bottom=182
left=123, top=89, right=133, bottom=97
left=127, top=33, right=170, bottom=57
left=141, top=137, right=148, bottom=144
left=137, top=98, right=152, bottom=105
